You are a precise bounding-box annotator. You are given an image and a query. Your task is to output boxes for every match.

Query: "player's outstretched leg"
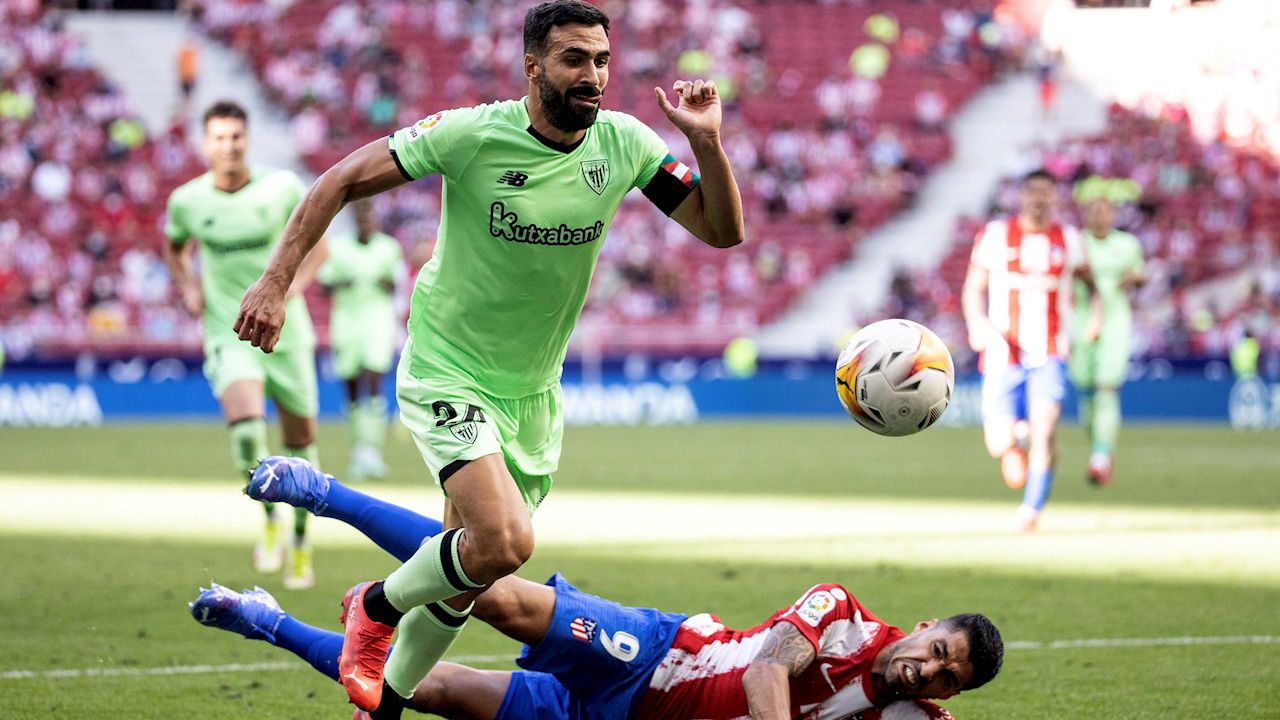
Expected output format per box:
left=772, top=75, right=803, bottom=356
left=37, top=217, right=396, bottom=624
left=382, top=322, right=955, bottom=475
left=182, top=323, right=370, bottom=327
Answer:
left=189, top=584, right=418, bottom=718
left=1087, top=387, right=1120, bottom=486
left=247, top=456, right=443, bottom=562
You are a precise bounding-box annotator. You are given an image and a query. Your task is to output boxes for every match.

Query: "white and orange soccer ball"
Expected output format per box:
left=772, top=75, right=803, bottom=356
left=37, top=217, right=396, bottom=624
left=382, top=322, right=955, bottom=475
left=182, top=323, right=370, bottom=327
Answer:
left=835, top=319, right=955, bottom=436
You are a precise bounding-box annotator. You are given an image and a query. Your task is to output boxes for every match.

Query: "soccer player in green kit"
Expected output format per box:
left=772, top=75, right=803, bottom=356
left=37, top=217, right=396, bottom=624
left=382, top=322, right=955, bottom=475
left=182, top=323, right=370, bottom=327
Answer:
left=320, top=199, right=405, bottom=482
left=234, top=2, right=745, bottom=715
left=1069, top=189, right=1144, bottom=486
left=165, top=101, right=329, bottom=590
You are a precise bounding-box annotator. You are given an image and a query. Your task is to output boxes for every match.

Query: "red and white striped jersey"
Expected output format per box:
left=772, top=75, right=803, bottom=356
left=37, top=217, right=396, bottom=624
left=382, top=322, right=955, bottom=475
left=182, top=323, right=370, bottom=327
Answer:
left=636, top=583, right=905, bottom=720
left=970, top=218, right=1085, bottom=369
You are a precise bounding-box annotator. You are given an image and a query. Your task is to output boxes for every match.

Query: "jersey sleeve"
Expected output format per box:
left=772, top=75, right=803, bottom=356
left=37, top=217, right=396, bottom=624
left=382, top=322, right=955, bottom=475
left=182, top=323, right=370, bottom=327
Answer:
left=164, top=190, right=189, bottom=245
left=1126, top=234, right=1145, bottom=275
left=281, top=171, right=308, bottom=212
left=969, top=221, right=1002, bottom=270
left=1064, top=226, right=1088, bottom=274
left=774, top=583, right=859, bottom=652
left=629, top=118, right=699, bottom=216
left=388, top=107, right=483, bottom=181
left=382, top=236, right=404, bottom=280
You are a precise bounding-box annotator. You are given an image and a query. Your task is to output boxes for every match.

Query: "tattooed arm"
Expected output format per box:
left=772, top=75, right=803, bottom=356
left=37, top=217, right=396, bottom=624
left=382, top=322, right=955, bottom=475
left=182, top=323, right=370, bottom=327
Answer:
left=743, top=622, right=818, bottom=719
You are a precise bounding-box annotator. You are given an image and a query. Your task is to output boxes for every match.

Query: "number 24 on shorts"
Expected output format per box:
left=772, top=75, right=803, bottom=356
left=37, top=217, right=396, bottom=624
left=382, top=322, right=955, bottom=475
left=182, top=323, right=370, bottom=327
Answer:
left=432, top=401, right=487, bottom=427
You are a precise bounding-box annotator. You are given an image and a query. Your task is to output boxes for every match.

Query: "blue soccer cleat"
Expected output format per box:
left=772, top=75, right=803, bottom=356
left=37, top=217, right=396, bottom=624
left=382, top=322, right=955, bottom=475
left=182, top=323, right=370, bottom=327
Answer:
left=189, top=583, right=285, bottom=642
left=246, top=456, right=332, bottom=514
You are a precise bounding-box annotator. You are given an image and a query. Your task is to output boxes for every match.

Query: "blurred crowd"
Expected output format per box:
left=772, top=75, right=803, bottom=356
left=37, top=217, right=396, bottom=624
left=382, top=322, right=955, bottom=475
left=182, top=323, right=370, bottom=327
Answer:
left=183, top=0, right=1025, bottom=352
left=872, top=104, right=1280, bottom=368
left=3, top=0, right=1028, bottom=359
left=0, top=0, right=204, bottom=360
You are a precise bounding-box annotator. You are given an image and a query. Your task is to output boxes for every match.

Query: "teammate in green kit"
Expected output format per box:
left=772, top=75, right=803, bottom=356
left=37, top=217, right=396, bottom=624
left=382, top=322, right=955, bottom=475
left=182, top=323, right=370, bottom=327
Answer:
left=234, top=2, right=744, bottom=715
left=164, top=101, right=328, bottom=590
left=1069, top=192, right=1144, bottom=486
left=320, top=200, right=404, bottom=482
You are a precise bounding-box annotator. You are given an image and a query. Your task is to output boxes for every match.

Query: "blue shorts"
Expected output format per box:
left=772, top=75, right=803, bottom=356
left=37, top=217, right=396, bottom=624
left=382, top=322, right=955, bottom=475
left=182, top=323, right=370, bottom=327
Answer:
left=982, top=360, right=1067, bottom=420
left=496, top=573, right=687, bottom=720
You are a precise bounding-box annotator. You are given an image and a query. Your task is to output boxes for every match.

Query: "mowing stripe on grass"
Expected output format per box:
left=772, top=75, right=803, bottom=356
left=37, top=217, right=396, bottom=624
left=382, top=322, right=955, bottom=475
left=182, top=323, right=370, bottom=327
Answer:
left=3, top=638, right=1276, bottom=681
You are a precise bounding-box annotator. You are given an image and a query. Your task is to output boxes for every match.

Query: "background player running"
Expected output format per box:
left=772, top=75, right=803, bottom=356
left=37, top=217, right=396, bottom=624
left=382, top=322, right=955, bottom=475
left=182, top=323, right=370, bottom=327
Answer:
left=191, top=456, right=1003, bottom=720
left=961, top=169, right=1093, bottom=532
left=233, top=1, right=745, bottom=714
left=163, top=100, right=327, bottom=588
left=320, top=199, right=405, bottom=482
left=1068, top=189, right=1144, bottom=487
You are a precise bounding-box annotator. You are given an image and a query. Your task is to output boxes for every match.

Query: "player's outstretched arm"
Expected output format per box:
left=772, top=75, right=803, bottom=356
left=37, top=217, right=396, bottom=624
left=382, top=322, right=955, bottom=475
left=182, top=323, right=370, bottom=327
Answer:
left=162, top=239, right=204, bottom=317
left=235, top=139, right=408, bottom=352
left=742, top=622, right=816, bottom=719
left=655, top=80, right=745, bottom=249
left=961, top=263, right=994, bottom=353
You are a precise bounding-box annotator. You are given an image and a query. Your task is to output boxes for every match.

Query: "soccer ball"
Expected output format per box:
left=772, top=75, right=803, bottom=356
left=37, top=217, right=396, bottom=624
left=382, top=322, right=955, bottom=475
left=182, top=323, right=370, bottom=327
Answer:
left=835, top=319, right=955, bottom=436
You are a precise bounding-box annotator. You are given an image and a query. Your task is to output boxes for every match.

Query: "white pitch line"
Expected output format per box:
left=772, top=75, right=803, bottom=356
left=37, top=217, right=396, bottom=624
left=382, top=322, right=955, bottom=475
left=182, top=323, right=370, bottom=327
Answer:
left=0, top=654, right=510, bottom=681
left=3, top=638, right=1277, bottom=682
left=1005, top=635, right=1280, bottom=650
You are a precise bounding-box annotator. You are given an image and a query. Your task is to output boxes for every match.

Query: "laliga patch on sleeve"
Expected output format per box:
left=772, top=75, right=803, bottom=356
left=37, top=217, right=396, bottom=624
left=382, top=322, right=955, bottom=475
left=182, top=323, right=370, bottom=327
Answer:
left=406, top=111, right=447, bottom=142
left=797, top=590, right=837, bottom=627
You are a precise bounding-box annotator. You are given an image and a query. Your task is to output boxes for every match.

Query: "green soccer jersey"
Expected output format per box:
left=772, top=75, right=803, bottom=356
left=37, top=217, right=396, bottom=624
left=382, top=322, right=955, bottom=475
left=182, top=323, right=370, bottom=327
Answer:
left=389, top=99, right=673, bottom=397
left=1073, top=228, right=1144, bottom=332
left=320, top=231, right=403, bottom=349
left=165, top=167, right=314, bottom=352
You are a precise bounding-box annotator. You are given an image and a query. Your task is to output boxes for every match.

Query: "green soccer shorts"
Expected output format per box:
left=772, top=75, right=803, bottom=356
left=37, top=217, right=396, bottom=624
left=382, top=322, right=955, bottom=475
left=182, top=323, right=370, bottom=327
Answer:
left=204, top=339, right=319, bottom=417
left=395, top=352, right=562, bottom=517
left=331, top=332, right=396, bottom=380
left=1069, top=326, right=1131, bottom=390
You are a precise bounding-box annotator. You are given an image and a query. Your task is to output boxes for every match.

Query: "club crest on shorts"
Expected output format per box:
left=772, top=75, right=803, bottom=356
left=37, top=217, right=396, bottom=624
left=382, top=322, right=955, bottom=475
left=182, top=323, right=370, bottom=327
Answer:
left=570, top=616, right=598, bottom=643
left=449, top=422, right=479, bottom=444
left=580, top=159, right=609, bottom=195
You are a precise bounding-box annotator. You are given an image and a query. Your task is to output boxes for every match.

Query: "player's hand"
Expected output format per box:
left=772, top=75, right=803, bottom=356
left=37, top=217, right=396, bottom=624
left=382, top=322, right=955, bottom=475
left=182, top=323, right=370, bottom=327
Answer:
left=967, top=318, right=998, bottom=353
left=181, top=285, right=204, bottom=317
left=1083, top=318, right=1102, bottom=343
left=655, top=80, right=722, bottom=141
left=235, top=277, right=288, bottom=353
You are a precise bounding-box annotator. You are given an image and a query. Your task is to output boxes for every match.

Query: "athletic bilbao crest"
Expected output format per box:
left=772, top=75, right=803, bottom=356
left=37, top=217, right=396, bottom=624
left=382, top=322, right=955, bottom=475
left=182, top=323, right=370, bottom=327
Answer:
left=570, top=616, right=598, bottom=643
left=449, top=422, right=478, bottom=444
left=580, top=159, right=609, bottom=195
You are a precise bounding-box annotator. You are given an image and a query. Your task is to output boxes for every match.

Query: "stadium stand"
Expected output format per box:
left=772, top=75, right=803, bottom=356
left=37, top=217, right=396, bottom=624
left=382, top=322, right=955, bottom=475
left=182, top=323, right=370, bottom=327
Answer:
left=0, top=0, right=204, bottom=359
left=183, top=0, right=1026, bottom=353
left=879, top=103, right=1280, bottom=367
left=3, top=0, right=1026, bottom=357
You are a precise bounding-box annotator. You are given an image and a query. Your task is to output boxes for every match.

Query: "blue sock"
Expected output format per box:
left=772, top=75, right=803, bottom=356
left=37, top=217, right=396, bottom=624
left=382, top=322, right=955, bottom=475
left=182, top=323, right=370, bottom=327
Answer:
left=273, top=615, right=344, bottom=682
left=1023, top=466, right=1054, bottom=512
left=321, top=479, right=444, bottom=562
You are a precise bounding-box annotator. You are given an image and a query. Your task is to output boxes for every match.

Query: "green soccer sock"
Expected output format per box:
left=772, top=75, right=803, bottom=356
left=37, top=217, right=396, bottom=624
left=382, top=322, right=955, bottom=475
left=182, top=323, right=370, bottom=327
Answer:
left=346, top=401, right=361, bottom=451
left=383, top=528, right=484, bottom=612
left=285, top=443, right=320, bottom=542
left=356, top=395, right=390, bottom=451
left=1078, top=389, right=1095, bottom=442
left=384, top=602, right=471, bottom=699
left=1092, top=389, right=1121, bottom=457
left=229, top=418, right=274, bottom=518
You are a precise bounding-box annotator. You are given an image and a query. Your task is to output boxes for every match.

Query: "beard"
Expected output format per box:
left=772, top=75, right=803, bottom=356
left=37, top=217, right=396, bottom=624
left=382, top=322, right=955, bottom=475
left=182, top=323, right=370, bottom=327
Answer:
left=537, top=74, right=601, bottom=133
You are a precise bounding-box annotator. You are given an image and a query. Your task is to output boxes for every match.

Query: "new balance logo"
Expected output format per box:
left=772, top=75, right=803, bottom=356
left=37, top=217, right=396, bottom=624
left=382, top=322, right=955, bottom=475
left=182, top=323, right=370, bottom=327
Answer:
left=497, top=171, right=529, bottom=187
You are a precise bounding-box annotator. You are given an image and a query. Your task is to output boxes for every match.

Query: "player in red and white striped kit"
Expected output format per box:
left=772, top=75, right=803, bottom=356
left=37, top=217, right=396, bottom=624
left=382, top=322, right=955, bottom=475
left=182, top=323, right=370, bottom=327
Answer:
left=194, top=465, right=1005, bottom=719
left=639, top=583, right=997, bottom=719
left=962, top=169, right=1094, bottom=532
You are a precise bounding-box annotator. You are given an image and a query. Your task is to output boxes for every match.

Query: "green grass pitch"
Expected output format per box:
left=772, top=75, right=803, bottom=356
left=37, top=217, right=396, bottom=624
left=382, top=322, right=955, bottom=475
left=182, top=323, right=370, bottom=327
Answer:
left=1, top=421, right=1277, bottom=719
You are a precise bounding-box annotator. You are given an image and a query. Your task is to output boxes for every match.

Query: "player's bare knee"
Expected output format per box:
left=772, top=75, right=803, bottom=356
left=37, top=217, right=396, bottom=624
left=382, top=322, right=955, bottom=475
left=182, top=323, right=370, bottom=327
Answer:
left=465, top=519, right=534, bottom=582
